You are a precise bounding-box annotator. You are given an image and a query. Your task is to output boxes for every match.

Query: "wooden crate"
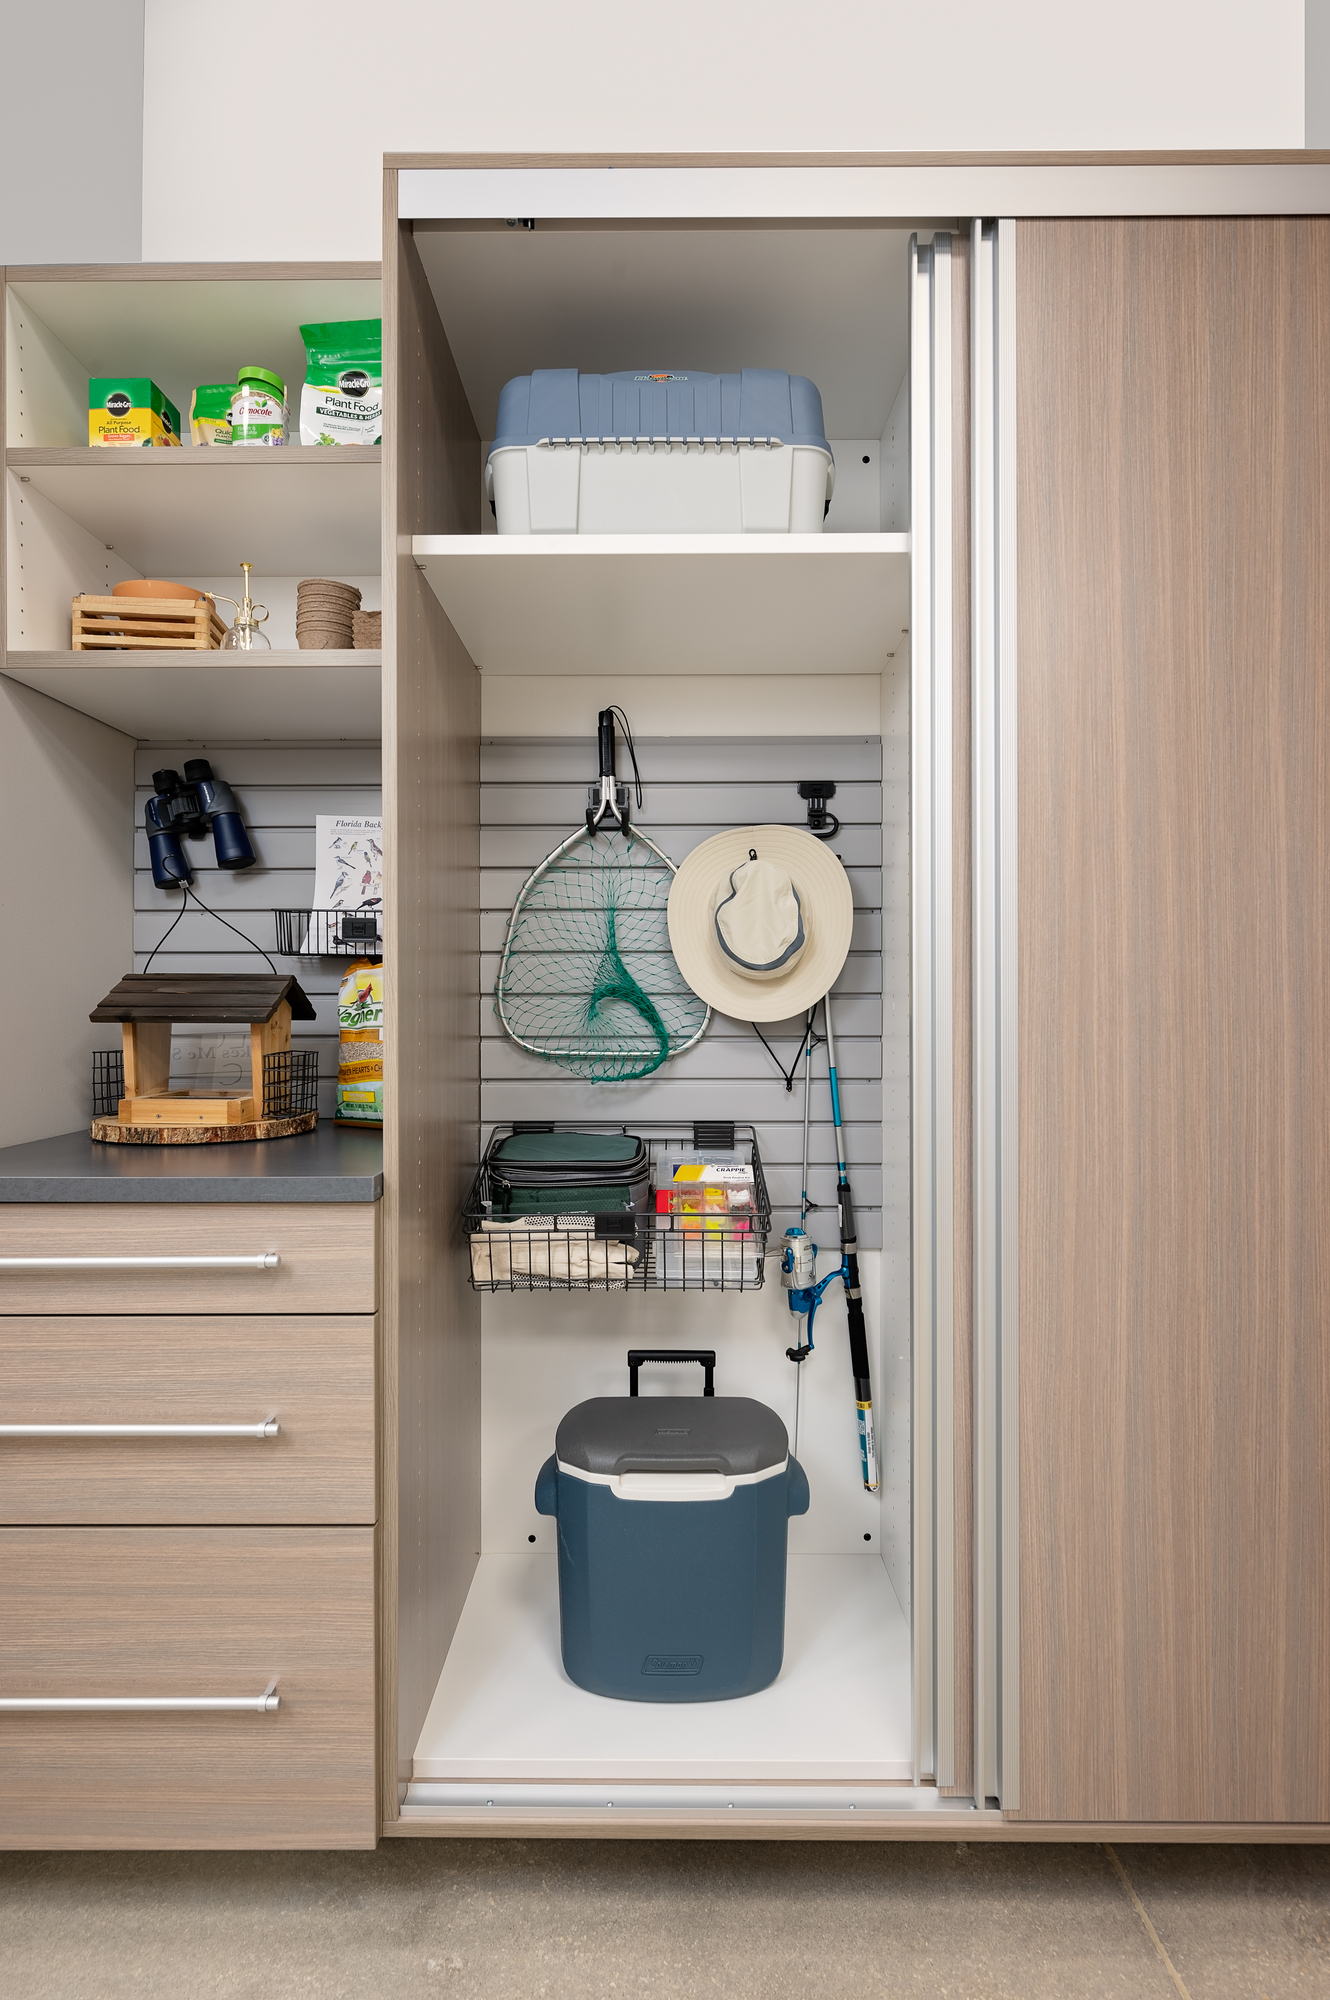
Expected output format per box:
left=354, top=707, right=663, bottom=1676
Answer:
left=72, top=593, right=227, bottom=651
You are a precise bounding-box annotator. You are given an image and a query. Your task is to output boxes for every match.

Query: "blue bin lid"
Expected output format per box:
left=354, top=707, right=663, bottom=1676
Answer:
left=556, top=1395, right=788, bottom=1477
left=490, top=369, right=832, bottom=457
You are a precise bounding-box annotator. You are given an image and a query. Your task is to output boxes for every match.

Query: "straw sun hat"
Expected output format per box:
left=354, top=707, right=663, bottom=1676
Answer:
left=666, top=826, right=854, bottom=1022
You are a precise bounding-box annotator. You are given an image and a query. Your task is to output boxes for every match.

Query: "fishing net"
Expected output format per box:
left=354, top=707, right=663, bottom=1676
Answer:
left=496, top=826, right=710, bottom=1082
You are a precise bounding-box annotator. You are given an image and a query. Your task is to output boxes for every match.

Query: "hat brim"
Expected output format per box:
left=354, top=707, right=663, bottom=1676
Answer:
left=667, top=826, right=855, bottom=1021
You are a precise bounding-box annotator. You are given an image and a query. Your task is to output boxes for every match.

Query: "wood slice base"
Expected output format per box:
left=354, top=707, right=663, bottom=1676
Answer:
left=90, top=1111, right=319, bottom=1146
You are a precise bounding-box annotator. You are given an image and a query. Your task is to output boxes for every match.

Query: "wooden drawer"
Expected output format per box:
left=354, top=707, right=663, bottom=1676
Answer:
left=0, top=1316, right=376, bottom=1526
left=0, top=1204, right=378, bottom=1314
left=0, top=1526, right=375, bottom=1847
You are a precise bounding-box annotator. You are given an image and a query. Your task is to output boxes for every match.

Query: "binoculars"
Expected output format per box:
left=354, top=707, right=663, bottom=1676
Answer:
left=145, top=760, right=256, bottom=888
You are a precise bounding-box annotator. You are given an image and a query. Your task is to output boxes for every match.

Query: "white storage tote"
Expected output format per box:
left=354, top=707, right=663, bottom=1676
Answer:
left=486, top=369, right=835, bottom=534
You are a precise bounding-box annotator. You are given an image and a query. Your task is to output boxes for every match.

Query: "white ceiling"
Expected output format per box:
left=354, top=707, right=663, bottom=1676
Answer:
left=414, top=225, right=926, bottom=440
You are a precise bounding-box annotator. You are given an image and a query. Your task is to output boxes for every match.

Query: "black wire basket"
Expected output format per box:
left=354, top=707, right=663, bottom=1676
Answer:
left=92, top=1050, right=125, bottom=1119
left=274, top=908, right=383, bottom=959
left=261, top=1048, right=319, bottom=1117
left=464, top=1121, right=770, bottom=1295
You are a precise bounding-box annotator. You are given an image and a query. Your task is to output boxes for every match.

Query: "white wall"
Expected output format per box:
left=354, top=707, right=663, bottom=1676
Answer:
left=142, top=0, right=1306, bottom=264
left=0, top=3, right=144, bottom=265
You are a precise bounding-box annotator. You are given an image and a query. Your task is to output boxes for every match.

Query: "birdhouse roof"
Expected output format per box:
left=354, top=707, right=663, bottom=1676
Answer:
left=89, top=974, right=318, bottom=1025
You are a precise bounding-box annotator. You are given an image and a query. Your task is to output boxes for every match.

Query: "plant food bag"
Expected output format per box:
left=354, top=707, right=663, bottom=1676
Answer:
left=299, top=320, right=382, bottom=446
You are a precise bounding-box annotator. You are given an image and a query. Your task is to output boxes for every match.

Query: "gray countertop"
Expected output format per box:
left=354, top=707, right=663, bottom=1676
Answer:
left=0, top=1126, right=383, bottom=1203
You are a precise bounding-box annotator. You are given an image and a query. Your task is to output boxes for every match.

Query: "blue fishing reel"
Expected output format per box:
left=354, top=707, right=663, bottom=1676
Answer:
left=780, top=1226, right=845, bottom=1364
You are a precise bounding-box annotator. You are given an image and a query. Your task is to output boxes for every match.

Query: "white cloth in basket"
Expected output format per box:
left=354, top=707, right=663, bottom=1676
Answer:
left=471, top=1216, right=640, bottom=1288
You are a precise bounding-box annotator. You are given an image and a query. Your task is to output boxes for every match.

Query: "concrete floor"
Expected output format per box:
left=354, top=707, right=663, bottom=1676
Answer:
left=2, top=1840, right=1328, bottom=1999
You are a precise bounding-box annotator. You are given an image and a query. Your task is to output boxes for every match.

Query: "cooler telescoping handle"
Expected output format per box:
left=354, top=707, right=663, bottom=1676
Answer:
left=628, top=1349, right=716, bottom=1397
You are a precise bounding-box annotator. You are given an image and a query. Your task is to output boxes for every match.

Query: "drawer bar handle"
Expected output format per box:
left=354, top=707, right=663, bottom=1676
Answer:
left=0, top=1254, right=280, bottom=1270
left=0, top=1681, right=279, bottom=1714
left=0, top=1420, right=280, bottom=1439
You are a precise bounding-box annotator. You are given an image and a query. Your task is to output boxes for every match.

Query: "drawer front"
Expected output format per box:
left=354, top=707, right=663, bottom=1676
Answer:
left=0, top=1526, right=375, bottom=1847
left=0, top=1204, right=377, bottom=1314
left=0, top=1316, right=376, bottom=1525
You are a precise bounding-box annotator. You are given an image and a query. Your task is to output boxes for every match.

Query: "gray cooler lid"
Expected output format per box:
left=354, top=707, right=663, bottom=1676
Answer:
left=556, top=1396, right=788, bottom=1477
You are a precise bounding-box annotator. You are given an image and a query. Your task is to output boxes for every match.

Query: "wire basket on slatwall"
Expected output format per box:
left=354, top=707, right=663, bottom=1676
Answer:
left=464, top=1121, right=770, bottom=1295
left=274, top=908, right=383, bottom=959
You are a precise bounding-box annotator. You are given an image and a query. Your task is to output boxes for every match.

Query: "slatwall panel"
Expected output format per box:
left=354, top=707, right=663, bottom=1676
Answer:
left=130, top=743, right=382, bottom=1120
left=480, top=736, right=891, bottom=1252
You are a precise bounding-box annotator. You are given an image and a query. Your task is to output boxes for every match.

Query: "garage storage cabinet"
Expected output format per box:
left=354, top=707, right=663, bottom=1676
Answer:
left=3, top=152, right=1330, bottom=1845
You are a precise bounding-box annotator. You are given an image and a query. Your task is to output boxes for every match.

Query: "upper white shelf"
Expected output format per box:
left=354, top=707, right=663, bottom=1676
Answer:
left=412, top=533, right=910, bottom=676
left=6, top=447, right=381, bottom=575
left=0, top=650, right=381, bottom=741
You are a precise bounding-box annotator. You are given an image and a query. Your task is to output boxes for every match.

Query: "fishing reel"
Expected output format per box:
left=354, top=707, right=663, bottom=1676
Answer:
left=781, top=1226, right=845, bottom=1364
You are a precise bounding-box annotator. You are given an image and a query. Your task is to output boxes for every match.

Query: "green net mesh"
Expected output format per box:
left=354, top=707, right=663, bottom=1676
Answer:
left=496, top=830, right=709, bottom=1081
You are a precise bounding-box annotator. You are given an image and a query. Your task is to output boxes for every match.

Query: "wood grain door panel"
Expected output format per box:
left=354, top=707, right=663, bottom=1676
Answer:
left=1016, top=216, right=1330, bottom=1823
left=0, top=1526, right=375, bottom=1847
left=0, top=1204, right=378, bottom=1313
left=0, top=1316, right=376, bottom=1525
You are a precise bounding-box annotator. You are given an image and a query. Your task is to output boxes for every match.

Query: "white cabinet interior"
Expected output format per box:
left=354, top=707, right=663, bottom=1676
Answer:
left=3, top=272, right=382, bottom=741
left=0, top=263, right=383, bottom=1147
left=386, top=186, right=947, bottom=1825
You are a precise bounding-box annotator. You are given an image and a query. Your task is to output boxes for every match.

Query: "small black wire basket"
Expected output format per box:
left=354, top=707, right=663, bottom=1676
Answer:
left=92, top=1050, right=125, bottom=1119
left=262, top=1048, right=319, bottom=1117
left=464, top=1121, right=770, bottom=1295
left=274, top=909, right=383, bottom=959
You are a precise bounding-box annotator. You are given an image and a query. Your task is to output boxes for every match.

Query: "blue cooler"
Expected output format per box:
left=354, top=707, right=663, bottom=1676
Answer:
left=535, top=1348, right=809, bottom=1702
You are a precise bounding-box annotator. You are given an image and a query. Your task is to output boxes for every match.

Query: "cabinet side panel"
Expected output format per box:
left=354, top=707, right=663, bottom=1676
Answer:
left=943, top=232, right=974, bottom=1799
left=381, top=184, right=482, bottom=1818
left=1017, top=216, right=1330, bottom=1823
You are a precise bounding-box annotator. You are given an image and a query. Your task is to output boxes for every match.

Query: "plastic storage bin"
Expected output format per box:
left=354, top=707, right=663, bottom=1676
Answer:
left=486, top=369, right=835, bottom=534
left=535, top=1350, right=810, bottom=1702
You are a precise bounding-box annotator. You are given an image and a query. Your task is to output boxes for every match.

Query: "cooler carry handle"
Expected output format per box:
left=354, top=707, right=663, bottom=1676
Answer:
left=628, top=1349, right=716, bottom=1397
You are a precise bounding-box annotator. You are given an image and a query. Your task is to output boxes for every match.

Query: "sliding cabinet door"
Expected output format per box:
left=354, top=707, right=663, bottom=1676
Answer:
left=1014, top=217, right=1330, bottom=1823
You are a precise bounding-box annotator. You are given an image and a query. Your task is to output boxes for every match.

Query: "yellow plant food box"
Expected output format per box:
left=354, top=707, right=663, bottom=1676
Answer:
left=88, top=377, right=182, bottom=447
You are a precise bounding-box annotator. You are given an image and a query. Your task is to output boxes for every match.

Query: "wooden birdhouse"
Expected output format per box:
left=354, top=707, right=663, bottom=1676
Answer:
left=89, top=973, right=319, bottom=1143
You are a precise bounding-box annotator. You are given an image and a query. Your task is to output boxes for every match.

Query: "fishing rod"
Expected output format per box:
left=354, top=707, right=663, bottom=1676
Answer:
left=778, top=996, right=879, bottom=1491
left=781, top=1007, right=819, bottom=1455
left=823, top=990, right=879, bottom=1493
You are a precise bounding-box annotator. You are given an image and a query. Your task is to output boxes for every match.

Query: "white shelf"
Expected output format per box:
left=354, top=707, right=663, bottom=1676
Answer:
left=412, top=532, right=911, bottom=676
left=7, top=448, right=381, bottom=574
left=1, top=650, right=381, bottom=740
left=410, top=1552, right=912, bottom=1783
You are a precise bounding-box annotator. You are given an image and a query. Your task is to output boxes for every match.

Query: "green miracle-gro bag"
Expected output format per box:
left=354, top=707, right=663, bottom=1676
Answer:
left=299, top=319, right=382, bottom=446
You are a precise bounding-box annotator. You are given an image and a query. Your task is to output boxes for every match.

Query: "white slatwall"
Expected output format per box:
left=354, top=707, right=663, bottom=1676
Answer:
left=480, top=736, right=892, bottom=1253
left=130, top=743, right=382, bottom=1118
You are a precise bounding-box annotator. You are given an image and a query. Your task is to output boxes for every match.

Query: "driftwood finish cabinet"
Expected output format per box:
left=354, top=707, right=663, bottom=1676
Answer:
left=2, top=159, right=1329, bottom=1845
left=1014, top=215, right=1330, bottom=1828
